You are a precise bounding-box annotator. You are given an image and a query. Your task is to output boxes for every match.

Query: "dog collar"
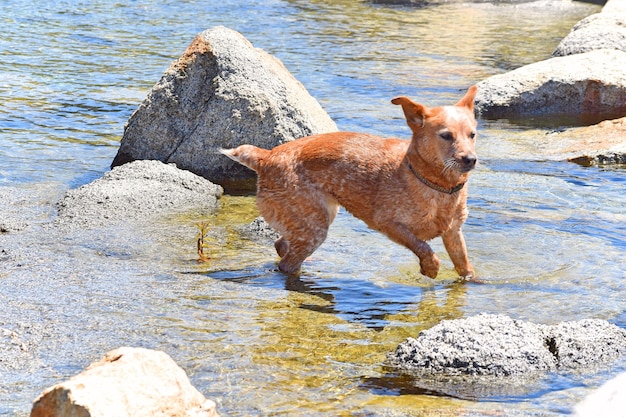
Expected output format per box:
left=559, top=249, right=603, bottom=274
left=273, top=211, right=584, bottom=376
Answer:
left=408, top=162, right=465, bottom=194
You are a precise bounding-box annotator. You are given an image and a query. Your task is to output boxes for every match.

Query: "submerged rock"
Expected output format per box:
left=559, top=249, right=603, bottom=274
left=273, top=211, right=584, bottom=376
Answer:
left=569, top=151, right=626, bottom=166
left=111, top=26, right=337, bottom=191
left=389, top=314, right=626, bottom=377
left=56, top=160, right=222, bottom=228
left=537, top=116, right=626, bottom=165
left=240, top=216, right=280, bottom=243
left=31, top=347, right=219, bottom=417
left=475, top=49, right=626, bottom=120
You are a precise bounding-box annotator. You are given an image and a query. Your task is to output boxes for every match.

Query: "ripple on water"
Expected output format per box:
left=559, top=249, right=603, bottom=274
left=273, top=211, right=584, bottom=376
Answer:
left=3, top=0, right=623, bottom=416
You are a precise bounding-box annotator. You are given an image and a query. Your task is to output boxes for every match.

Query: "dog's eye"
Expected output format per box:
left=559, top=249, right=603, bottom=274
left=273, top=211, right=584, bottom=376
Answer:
left=439, top=132, right=454, bottom=141
left=469, top=132, right=476, bottom=140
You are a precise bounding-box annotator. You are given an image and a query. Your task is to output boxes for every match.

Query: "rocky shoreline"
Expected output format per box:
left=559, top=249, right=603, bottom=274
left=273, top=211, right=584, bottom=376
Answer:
left=3, top=0, right=626, bottom=415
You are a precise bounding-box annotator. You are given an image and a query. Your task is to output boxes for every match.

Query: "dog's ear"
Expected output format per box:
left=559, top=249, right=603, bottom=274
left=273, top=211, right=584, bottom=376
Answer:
left=455, top=85, right=478, bottom=111
left=391, top=96, right=429, bottom=129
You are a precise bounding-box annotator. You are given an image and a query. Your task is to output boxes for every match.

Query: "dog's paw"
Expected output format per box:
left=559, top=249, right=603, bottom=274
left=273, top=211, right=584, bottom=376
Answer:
left=420, top=255, right=440, bottom=278
left=455, top=265, right=477, bottom=282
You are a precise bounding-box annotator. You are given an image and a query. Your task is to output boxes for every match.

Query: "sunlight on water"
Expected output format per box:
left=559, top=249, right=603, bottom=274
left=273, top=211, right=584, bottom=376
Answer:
left=3, top=0, right=625, bottom=416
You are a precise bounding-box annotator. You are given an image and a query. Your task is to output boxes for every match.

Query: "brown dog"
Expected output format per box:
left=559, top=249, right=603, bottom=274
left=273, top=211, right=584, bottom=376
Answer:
left=222, top=86, right=478, bottom=279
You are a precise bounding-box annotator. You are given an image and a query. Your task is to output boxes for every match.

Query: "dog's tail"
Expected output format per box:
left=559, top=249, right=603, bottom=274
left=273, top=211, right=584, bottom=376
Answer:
left=220, top=145, right=269, bottom=172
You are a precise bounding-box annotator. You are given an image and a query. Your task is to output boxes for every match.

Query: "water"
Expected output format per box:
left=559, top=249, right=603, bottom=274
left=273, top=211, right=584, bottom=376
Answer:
left=2, top=0, right=625, bottom=416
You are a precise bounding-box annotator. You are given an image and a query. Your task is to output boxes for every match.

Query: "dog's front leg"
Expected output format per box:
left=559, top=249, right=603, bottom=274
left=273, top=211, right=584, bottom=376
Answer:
left=383, top=223, right=440, bottom=278
left=441, top=227, right=474, bottom=279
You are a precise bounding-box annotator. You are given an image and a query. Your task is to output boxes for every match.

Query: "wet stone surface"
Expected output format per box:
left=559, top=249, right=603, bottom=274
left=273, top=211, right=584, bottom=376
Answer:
left=389, top=314, right=626, bottom=377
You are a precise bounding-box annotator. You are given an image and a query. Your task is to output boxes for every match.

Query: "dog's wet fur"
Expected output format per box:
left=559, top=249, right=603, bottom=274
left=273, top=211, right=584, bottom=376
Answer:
left=222, top=86, right=478, bottom=279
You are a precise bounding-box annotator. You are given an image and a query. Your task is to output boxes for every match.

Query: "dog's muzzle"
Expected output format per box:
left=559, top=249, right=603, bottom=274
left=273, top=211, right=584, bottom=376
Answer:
left=460, top=154, right=478, bottom=172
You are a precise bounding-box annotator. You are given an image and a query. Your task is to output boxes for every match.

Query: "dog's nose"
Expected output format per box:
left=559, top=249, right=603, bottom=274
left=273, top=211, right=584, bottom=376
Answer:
left=462, top=154, right=477, bottom=169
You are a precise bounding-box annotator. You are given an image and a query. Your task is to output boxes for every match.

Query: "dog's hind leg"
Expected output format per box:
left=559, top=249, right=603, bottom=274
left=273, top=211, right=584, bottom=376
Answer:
left=274, top=236, right=289, bottom=257
left=277, top=206, right=337, bottom=274
left=277, top=232, right=326, bottom=274
left=261, top=194, right=339, bottom=274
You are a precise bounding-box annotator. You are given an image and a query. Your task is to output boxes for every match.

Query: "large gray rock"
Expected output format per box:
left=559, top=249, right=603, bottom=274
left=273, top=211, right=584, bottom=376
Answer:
left=389, top=314, right=626, bottom=377
left=31, top=347, right=219, bottom=417
left=57, top=160, right=222, bottom=228
left=553, top=13, right=626, bottom=57
left=111, top=26, right=337, bottom=191
left=475, top=49, right=626, bottom=119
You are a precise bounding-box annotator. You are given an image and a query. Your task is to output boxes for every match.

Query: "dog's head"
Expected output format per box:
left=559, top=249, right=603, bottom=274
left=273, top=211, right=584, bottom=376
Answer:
left=392, top=86, right=478, bottom=179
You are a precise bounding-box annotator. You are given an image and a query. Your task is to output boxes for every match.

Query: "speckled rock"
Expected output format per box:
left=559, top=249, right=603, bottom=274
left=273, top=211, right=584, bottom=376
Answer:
left=240, top=216, right=280, bottom=243
left=389, top=314, right=556, bottom=377
left=57, top=160, right=222, bottom=228
left=389, top=314, right=626, bottom=377
left=111, top=26, right=337, bottom=191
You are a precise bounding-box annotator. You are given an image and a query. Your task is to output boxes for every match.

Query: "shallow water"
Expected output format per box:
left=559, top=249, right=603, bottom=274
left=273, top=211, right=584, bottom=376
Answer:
left=3, top=0, right=626, bottom=416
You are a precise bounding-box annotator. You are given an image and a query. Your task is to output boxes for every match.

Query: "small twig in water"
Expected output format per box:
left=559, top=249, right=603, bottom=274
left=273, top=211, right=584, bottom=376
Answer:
left=195, top=221, right=212, bottom=263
